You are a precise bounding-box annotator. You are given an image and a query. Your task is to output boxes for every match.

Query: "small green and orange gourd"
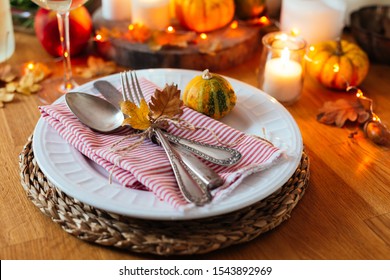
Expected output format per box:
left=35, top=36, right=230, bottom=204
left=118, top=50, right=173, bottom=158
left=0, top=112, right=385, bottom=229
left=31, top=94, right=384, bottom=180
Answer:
left=183, top=69, right=236, bottom=119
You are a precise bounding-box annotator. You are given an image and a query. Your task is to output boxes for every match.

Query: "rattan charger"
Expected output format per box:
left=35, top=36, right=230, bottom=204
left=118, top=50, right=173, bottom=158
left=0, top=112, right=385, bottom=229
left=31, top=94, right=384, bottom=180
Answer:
left=19, top=135, right=310, bottom=255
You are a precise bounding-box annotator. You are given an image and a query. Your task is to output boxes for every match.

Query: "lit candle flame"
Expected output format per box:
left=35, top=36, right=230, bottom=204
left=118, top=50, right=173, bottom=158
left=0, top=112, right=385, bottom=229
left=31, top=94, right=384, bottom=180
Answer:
left=281, top=47, right=290, bottom=62
left=167, top=26, right=175, bottom=33
left=128, top=24, right=135, bottom=31
left=279, top=33, right=288, bottom=41
left=200, top=33, right=207, bottom=40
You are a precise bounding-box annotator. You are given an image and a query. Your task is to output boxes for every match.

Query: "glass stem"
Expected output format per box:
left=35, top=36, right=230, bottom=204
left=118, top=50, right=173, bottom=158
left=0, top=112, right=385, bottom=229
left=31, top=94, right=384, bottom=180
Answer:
left=56, top=11, right=77, bottom=92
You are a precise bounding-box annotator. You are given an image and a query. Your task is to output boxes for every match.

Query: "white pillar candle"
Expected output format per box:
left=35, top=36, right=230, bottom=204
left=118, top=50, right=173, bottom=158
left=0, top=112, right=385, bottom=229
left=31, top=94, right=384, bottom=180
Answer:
left=280, top=0, right=346, bottom=44
left=131, top=0, right=170, bottom=30
left=263, top=48, right=303, bottom=103
left=0, top=0, right=15, bottom=62
left=102, top=0, right=132, bottom=21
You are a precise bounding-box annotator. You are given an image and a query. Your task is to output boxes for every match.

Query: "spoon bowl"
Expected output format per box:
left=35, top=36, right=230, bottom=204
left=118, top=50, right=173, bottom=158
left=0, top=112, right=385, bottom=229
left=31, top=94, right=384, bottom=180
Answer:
left=65, top=92, right=124, bottom=133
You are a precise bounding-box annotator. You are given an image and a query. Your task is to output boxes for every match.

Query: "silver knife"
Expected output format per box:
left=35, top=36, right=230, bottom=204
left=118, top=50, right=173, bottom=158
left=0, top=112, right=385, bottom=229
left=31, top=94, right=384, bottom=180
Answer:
left=93, top=80, right=242, bottom=166
left=93, top=80, right=225, bottom=189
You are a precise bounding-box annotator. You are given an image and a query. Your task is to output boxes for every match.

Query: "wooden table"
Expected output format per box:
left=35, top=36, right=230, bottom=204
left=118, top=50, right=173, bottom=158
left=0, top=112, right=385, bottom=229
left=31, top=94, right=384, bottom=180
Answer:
left=1, top=31, right=390, bottom=260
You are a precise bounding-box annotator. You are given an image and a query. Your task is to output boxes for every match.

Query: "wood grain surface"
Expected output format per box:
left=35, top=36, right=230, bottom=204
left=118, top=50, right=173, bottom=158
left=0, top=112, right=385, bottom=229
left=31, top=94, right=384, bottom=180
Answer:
left=1, top=31, right=389, bottom=260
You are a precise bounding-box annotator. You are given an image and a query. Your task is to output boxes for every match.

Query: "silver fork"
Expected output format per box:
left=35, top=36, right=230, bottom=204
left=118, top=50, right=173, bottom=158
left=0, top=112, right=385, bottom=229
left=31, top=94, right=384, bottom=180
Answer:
left=120, top=70, right=215, bottom=206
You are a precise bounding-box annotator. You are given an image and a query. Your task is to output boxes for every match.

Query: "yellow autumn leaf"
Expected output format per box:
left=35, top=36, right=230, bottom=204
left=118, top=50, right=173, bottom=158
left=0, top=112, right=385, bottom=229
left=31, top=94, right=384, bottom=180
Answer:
left=120, top=99, right=151, bottom=130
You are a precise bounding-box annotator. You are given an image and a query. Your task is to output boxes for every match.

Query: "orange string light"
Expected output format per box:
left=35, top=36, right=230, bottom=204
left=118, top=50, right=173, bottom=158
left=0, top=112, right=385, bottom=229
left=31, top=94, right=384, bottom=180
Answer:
left=290, top=28, right=300, bottom=37
left=200, top=33, right=207, bottom=40
left=27, top=62, right=35, bottom=71
left=95, top=34, right=102, bottom=41
left=167, top=26, right=175, bottom=33
left=230, top=20, right=238, bottom=29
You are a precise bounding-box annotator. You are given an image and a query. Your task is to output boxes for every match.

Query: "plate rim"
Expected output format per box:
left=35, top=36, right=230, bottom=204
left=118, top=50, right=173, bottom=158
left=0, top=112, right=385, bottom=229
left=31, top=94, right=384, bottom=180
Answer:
left=33, top=68, right=303, bottom=220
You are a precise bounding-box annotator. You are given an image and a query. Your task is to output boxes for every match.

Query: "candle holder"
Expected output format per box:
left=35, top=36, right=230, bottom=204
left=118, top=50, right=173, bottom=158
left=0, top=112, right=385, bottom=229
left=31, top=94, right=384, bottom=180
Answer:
left=258, top=32, right=307, bottom=105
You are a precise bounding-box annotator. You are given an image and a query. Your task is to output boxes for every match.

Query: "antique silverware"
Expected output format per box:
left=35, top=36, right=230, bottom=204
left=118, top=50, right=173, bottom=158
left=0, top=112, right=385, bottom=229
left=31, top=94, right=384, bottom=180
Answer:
left=120, top=70, right=214, bottom=205
left=65, top=91, right=224, bottom=191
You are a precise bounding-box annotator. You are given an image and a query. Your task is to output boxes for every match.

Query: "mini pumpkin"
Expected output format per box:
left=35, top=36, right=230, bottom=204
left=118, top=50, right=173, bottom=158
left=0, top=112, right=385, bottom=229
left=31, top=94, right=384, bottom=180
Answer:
left=183, top=69, right=236, bottom=119
left=174, top=0, right=235, bottom=33
left=306, top=40, right=369, bottom=90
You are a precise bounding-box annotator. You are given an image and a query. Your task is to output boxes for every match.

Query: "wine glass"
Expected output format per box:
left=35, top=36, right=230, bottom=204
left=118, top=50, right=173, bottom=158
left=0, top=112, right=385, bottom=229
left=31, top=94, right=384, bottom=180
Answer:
left=31, top=0, right=88, bottom=95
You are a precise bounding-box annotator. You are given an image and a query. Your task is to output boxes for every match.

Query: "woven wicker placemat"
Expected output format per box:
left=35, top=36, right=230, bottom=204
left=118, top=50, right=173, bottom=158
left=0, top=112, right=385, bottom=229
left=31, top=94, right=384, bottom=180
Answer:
left=19, top=135, right=309, bottom=255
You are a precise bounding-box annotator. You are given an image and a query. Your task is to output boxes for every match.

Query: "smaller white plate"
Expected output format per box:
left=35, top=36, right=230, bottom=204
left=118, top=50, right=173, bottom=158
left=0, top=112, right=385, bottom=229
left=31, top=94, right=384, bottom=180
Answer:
left=33, top=69, right=303, bottom=220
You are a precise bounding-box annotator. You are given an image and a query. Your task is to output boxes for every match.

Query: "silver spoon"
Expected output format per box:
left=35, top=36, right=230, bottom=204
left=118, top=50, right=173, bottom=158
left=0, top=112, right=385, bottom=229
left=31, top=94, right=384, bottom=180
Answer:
left=65, top=92, right=124, bottom=133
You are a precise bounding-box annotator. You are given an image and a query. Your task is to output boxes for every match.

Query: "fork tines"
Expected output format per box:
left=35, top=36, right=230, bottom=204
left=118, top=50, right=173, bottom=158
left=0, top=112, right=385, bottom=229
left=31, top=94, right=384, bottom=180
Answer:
left=120, top=71, right=144, bottom=106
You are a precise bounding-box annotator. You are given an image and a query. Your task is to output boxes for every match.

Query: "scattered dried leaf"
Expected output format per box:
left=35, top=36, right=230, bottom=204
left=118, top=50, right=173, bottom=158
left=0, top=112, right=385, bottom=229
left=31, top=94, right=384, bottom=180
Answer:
left=0, top=64, right=17, bottom=83
left=124, top=24, right=152, bottom=43
left=76, top=56, right=117, bottom=79
left=121, top=99, right=151, bottom=130
left=317, top=98, right=370, bottom=127
left=0, top=89, right=15, bottom=108
left=198, top=39, right=223, bottom=55
left=96, top=26, right=123, bottom=41
left=25, top=62, right=52, bottom=83
left=148, top=31, right=196, bottom=51
left=149, top=84, right=183, bottom=120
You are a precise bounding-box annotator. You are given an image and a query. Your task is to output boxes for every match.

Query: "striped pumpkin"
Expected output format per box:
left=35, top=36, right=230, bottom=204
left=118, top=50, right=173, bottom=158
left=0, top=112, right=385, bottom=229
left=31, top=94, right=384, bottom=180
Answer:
left=306, top=40, right=369, bottom=90
left=183, top=69, right=236, bottom=119
left=174, top=0, right=235, bottom=33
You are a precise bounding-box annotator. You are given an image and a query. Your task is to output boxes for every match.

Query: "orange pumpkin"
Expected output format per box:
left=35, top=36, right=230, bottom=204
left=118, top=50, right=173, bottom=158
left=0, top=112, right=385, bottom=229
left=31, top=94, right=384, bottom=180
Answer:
left=174, top=0, right=235, bottom=33
left=306, top=40, right=369, bottom=90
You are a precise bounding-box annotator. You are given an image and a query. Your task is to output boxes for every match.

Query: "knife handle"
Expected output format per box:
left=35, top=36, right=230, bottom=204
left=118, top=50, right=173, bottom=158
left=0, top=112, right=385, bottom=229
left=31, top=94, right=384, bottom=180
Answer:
left=162, top=131, right=242, bottom=166
left=154, top=129, right=212, bottom=206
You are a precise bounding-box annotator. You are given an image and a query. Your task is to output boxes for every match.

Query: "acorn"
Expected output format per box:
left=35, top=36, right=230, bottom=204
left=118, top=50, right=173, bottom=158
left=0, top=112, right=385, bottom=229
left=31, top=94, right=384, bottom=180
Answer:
left=364, top=121, right=390, bottom=146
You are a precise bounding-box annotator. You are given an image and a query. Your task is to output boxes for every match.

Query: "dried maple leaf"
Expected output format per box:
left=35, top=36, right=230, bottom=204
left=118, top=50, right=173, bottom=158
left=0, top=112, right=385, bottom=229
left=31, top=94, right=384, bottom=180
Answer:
left=25, top=62, right=52, bottom=83
left=96, top=27, right=123, bottom=41
left=148, top=31, right=196, bottom=51
left=124, top=23, right=152, bottom=43
left=0, top=64, right=17, bottom=83
left=317, top=98, right=370, bottom=127
left=198, top=39, right=223, bottom=55
left=76, top=56, right=117, bottom=79
left=121, top=99, right=151, bottom=130
left=149, top=84, right=183, bottom=120
left=0, top=89, right=15, bottom=108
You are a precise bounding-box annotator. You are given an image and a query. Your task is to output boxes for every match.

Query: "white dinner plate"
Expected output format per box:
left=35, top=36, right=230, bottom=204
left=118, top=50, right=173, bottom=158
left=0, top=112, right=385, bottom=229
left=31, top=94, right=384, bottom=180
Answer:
left=33, top=68, right=303, bottom=220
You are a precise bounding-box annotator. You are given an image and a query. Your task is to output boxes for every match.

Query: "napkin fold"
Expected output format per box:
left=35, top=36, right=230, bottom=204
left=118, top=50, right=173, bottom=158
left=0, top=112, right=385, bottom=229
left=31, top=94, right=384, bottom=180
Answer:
left=39, top=78, right=285, bottom=210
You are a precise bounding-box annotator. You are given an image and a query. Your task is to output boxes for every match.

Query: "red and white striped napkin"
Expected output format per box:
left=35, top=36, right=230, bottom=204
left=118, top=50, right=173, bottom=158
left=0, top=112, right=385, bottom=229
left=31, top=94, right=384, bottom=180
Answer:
left=39, top=78, right=284, bottom=210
